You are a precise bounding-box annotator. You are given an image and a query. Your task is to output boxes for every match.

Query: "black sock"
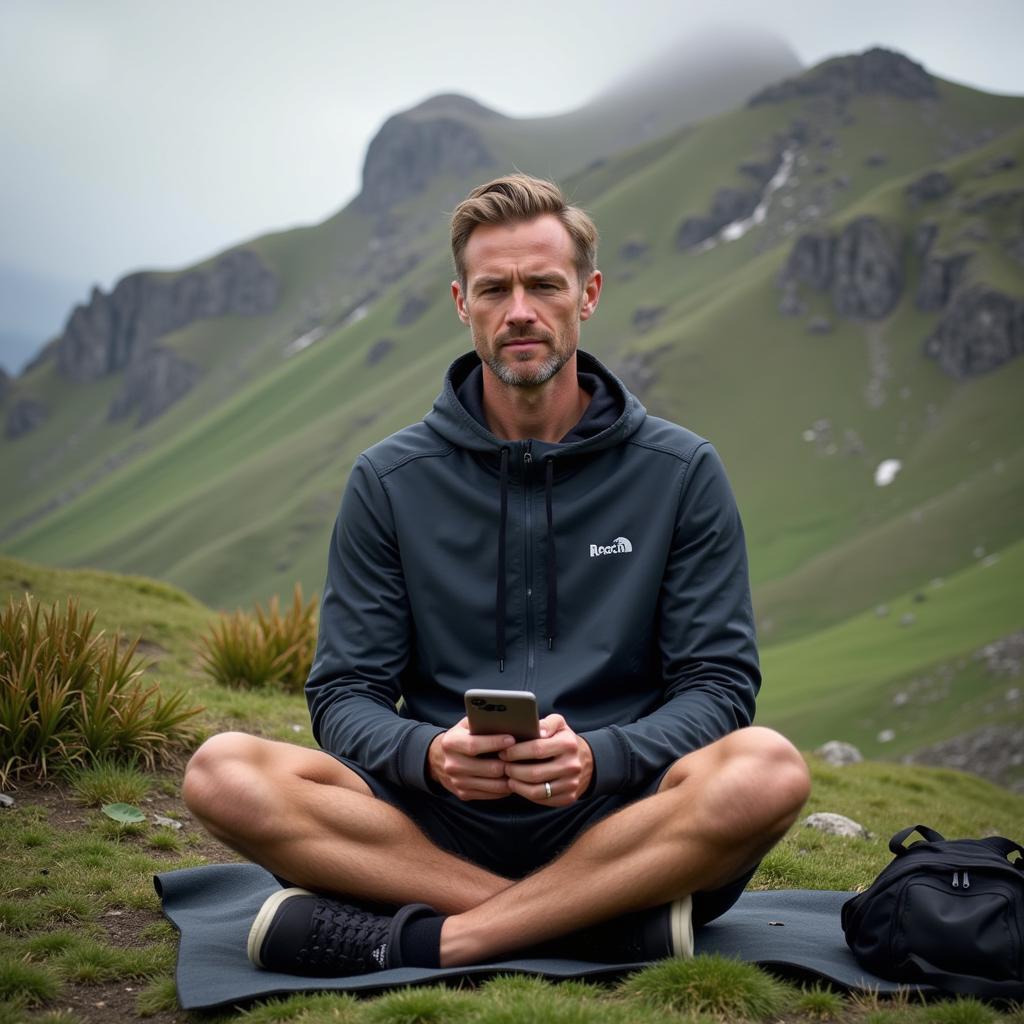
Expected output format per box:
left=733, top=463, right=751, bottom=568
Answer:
left=399, top=912, right=446, bottom=968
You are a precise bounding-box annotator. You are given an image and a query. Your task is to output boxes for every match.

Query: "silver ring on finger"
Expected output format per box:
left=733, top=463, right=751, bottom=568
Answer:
left=544, top=781, right=553, bottom=800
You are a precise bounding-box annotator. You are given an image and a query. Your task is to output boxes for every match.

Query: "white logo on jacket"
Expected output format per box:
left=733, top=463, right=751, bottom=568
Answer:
left=589, top=536, right=633, bottom=557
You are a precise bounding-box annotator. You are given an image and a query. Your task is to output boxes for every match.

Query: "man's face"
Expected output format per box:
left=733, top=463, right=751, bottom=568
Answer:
left=452, top=214, right=601, bottom=388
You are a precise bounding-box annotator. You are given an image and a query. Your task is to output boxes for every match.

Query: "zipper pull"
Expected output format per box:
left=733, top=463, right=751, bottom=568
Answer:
left=963, top=871, right=970, bottom=889
left=952, top=872, right=959, bottom=888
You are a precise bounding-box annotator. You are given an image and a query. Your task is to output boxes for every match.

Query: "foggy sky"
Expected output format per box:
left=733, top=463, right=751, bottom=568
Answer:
left=2, top=0, right=1023, bottom=373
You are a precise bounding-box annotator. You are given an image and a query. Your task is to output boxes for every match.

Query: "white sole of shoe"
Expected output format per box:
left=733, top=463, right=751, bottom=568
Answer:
left=670, top=893, right=694, bottom=958
left=246, top=886, right=313, bottom=968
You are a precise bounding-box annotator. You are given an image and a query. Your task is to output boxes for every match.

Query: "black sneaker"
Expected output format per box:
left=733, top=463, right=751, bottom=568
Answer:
left=562, top=894, right=694, bottom=963
left=247, top=887, right=433, bottom=976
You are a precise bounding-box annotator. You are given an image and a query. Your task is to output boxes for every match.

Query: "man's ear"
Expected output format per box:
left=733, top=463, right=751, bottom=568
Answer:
left=451, top=280, right=471, bottom=324
left=579, top=270, right=602, bottom=322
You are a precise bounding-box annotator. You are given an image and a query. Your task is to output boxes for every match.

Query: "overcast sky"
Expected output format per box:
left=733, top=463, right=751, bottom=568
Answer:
left=2, top=0, right=1023, bottom=373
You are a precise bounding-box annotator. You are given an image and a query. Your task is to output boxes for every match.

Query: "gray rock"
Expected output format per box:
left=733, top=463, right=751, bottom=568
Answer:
left=632, top=307, right=665, bottom=333
left=815, top=741, right=863, bottom=766
left=906, top=171, right=954, bottom=206
left=803, top=812, right=870, bottom=839
left=914, top=222, right=939, bottom=258
left=395, top=292, right=434, bottom=327
left=366, top=338, right=395, bottom=366
left=676, top=187, right=761, bottom=251
left=962, top=189, right=1024, bottom=215
left=5, top=397, right=48, bottom=439
left=749, top=47, right=936, bottom=106
left=615, top=344, right=673, bottom=398
left=908, top=722, right=1024, bottom=793
left=831, top=217, right=904, bottom=320
left=977, top=155, right=1017, bottom=177
left=55, top=250, right=278, bottom=383
left=108, top=347, right=200, bottom=426
left=783, top=233, right=836, bottom=290
left=0, top=792, right=14, bottom=808
left=0, top=367, right=8, bottom=401
left=358, top=114, right=495, bottom=215
left=916, top=251, right=971, bottom=311
left=619, top=238, right=649, bottom=261
left=864, top=152, right=888, bottom=168
left=807, top=317, right=833, bottom=334
left=1006, top=236, right=1024, bottom=268
left=739, top=152, right=783, bottom=187
left=676, top=215, right=717, bottom=250
left=924, top=286, right=1024, bottom=378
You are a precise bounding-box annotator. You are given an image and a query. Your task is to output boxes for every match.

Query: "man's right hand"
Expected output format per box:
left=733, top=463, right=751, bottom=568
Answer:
left=427, top=717, right=515, bottom=801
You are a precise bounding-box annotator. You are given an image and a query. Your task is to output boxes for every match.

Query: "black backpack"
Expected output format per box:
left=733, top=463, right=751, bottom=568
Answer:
left=841, top=825, right=1024, bottom=999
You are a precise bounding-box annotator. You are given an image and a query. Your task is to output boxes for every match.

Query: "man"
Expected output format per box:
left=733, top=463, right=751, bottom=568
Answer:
left=183, top=174, right=811, bottom=976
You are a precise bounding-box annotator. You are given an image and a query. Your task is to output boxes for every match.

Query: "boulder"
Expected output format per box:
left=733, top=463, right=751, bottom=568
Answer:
left=5, top=397, right=48, bottom=439
left=906, top=171, right=954, bottom=206
left=783, top=233, right=836, bottom=290
left=366, top=339, right=395, bottom=366
left=676, top=216, right=717, bottom=250
left=914, top=222, right=939, bottom=258
left=962, top=189, right=1024, bottom=215
left=749, top=47, right=936, bottom=106
left=619, top=238, right=649, bottom=261
left=831, top=217, right=904, bottom=320
left=55, top=250, right=278, bottom=383
left=632, top=307, right=665, bottom=333
left=358, top=114, right=495, bottom=215
left=807, top=317, right=833, bottom=335
left=916, top=252, right=971, bottom=311
left=803, top=812, right=870, bottom=839
left=395, top=292, right=434, bottom=327
left=815, top=741, right=863, bottom=766
left=676, top=187, right=761, bottom=251
left=107, top=347, right=200, bottom=427
left=924, top=286, right=1024, bottom=378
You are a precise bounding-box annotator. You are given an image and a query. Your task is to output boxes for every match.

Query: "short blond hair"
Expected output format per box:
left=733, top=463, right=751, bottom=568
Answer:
left=450, top=173, right=598, bottom=287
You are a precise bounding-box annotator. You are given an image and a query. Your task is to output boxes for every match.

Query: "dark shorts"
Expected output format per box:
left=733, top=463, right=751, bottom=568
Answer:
left=332, top=755, right=756, bottom=928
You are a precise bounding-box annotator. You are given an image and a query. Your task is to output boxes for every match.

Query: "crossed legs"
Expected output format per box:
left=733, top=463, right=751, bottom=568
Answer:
left=183, top=726, right=810, bottom=967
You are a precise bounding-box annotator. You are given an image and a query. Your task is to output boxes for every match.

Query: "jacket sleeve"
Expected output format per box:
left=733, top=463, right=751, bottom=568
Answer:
left=580, top=443, right=760, bottom=796
left=305, top=455, right=444, bottom=792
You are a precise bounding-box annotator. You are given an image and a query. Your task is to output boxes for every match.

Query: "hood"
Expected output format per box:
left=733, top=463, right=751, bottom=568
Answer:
left=424, top=349, right=647, bottom=454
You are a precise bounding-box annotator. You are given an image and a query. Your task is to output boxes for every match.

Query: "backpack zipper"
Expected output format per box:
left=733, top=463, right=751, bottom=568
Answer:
left=951, top=871, right=972, bottom=889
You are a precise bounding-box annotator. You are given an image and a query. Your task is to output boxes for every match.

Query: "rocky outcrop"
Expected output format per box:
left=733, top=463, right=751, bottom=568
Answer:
left=677, top=187, right=763, bottom=250
left=55, top=250, right=278, bottom=383
left=358, top=114, right=495, bottom=215
left=632, top=307, right=665, bottom=333
left=366, top=338, right=395, bottom=366
left=906, top=171, right=954, bottom=206
left=107, top=347, right=200, bottom=427
left=803, top=812, right=870, bottom=839
left=916, top=251, right=970, bottom=311
left=924, top=286, right=1024, bottom=378
left=395, top=292, right=434, bottom=327
left=5, top=397, right=48, bottom=439
left=779, top=217, right=903, bottom=320
left=750, top=47, right=936, bottom=106
left=0, top=367, right=8, bottom=402
left=815, top=741, right=863, bottom=766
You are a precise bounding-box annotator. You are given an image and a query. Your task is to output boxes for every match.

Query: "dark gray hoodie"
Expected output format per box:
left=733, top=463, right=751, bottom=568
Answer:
left=306, top=350, right=759, bottom=799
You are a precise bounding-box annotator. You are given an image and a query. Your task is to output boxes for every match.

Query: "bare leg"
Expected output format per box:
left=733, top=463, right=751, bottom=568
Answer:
left=182, top=732, right=510, bottom=914
left=439, top=726, right=811, bottom=965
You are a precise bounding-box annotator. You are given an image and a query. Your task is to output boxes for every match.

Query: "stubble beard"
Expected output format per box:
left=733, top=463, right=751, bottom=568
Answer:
left=474, top=327, right=575, bottom=389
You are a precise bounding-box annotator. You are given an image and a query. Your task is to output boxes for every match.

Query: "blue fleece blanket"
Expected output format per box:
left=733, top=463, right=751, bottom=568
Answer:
left=155, top=864, right=924, bottom=1011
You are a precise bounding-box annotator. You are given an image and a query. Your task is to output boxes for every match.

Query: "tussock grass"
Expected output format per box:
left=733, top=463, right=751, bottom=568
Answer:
left=198, top=584, right=317, bottom=693
left=921, top=998, right=1002, bottom=1024
left=363, top=985, right=477, bottom=1023
left=237, top=991, right=362, bottom=1021
left=0, top=956, right=61, bottom=1004
left=69, top=759, right=152, bottom=806
left=793, top=982, right=847, bottom=1019
left=0, top=594, right=203, bottom=788
left=619, top=954, right=793, bottom=1019
left=135, top=976, right=178, bottom=1016
left=54, top=937, right=174, bottom=983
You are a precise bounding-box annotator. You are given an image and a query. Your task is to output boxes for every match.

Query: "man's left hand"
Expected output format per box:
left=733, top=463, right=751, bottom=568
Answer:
left=500, top=714, right=593, bottom=807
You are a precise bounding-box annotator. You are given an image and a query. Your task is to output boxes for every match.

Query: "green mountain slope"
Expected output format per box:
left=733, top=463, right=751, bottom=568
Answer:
left=1, top=49, right=1022, bottom=760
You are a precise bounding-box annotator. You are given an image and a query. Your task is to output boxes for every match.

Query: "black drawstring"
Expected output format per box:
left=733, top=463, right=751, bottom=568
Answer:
left=496, top=447, right=509, bottom=672
left=544, top=458, right=557, bottom=650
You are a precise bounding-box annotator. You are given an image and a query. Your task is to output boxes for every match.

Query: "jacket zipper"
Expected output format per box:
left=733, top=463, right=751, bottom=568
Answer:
left=523, top=442, right=535, bottom=689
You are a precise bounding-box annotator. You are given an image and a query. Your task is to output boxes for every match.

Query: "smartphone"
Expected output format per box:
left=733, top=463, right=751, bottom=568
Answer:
left=464, top=689, right=540, bottom=742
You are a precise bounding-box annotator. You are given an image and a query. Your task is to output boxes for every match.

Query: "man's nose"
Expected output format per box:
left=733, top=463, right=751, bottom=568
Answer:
left=505, top=286, right=536, bottom=324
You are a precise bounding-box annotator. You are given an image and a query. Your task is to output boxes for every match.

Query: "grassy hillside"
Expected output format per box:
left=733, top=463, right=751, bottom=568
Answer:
left=1, top=57, right=1022, bottom=765
left=1, top=561, right=1023, bottom=1023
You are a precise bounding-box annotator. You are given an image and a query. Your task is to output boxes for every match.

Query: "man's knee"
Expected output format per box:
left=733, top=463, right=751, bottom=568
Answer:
left=664, top=726, right=811, bottom=833
left=182, top=731, right=270, bottom=825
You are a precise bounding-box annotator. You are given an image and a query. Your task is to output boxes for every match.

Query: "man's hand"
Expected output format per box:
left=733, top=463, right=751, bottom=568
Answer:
left=500, top=714, right=593, bottom=807
left=428, top=717, right=515, bottom=801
